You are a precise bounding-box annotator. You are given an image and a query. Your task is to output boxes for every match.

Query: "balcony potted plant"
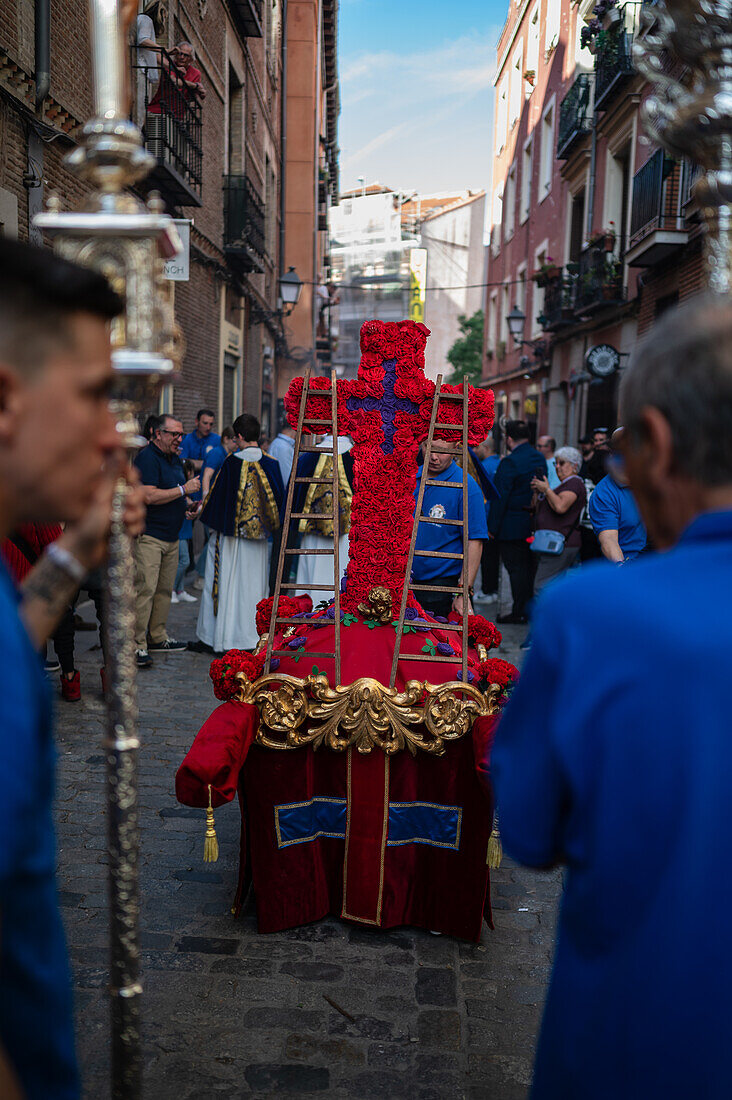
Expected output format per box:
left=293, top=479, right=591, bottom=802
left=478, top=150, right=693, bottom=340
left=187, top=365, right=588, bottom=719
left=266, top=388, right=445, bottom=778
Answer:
left=602, top=258, right=622, bottom=299
left=532, top=258, right=561, bottom=287
left=588, top=225, right=617, bottom=251
left=496, top=340, right=507, bottom=362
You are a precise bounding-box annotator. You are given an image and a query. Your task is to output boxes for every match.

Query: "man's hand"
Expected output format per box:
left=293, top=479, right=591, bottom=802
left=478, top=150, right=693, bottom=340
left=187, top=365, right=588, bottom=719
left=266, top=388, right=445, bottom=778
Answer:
left=452, top=594, right=474, bottom=618
left=184, top=476, right=201, bottom=496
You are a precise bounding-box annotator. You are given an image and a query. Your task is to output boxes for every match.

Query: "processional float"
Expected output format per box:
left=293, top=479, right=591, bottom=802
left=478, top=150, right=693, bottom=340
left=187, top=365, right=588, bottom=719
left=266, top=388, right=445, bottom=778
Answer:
left=33, top=1, right=179, bottom=1096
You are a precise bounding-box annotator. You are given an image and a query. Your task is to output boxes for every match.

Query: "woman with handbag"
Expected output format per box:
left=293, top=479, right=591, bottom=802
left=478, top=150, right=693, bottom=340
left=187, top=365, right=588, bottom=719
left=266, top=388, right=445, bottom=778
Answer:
left=530, top=446, right=587, bottom=595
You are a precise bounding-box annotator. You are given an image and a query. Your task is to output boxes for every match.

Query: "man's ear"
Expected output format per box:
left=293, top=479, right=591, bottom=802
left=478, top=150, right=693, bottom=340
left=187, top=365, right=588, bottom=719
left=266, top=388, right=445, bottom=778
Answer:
left=635, top=406, right=674, bottom=490
left=0, top=363, right=24, bottom=445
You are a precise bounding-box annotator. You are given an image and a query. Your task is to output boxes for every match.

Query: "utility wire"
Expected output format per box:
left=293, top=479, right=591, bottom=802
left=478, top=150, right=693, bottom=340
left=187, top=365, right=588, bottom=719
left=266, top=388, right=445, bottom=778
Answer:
left=303, top=276, right=529, bottom=292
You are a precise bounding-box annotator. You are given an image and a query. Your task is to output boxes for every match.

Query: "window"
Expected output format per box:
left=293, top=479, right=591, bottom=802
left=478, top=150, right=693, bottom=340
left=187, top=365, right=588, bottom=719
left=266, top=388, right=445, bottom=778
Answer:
left=265, top=155, right=277, bottom=259
left=604, top=143, right=632, bottom=256
left=228, top=66, right=244, bottom=174
left=527, top=3, right=540, bottom=85
left=500, top=282, right=511, bottom=345
left=539, top=101, right=554, bottom=198
left=569, top=188, right=586, bottom=262
left=533, top=246, right=547, bottom=334
left=492, top=186, right=503, bottom=255
left=516, top=264, right=527, bottom=314
left=545, top=0, right=561, bottom=56
left=520, top=138, right=533, bottom=224
left=495, top=77, right=508, bottom=153
left=510, top=46, right=523, bottom=128
left=487, top=292, right=498, bottom=354
left=505, top=164, right=517, bottom=241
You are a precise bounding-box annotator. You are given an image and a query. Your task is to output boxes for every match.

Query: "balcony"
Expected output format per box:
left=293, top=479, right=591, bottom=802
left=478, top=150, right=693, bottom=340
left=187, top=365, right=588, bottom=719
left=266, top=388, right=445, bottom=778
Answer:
left=228, top=0, right=263, bottom=38
left=594, top=18, right=635, bottom=111
left=133, top=49, right=203, bottom=207
left=540, top=271, right=576, bottom=331
left=223, top=175, right=266, bottom=273
left=625, top=150, right=689, bottom=267
left=557, top=74, right=592, bottom=161
left=574, top=245, right=625, bottom=313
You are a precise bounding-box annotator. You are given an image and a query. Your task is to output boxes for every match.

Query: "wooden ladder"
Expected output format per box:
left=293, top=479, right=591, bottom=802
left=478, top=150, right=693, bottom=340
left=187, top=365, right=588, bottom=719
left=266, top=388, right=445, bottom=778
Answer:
left=264, top=367, right=343, bottom=683
left=390, top=375, right=471, bottom=687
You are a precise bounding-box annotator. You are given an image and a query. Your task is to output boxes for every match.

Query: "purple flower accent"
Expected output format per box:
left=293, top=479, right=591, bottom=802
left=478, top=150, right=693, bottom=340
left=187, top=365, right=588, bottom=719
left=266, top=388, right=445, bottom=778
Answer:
left=340, top=576, right=348, bottom=593
left=270, top=658, right=281, bottom=670
left=456, top=669, right=475, bottom=683
left=325, top=607, right=345, bottom=621
left=436, top=642, right=453, bottom=656
left=345, top=359, right=419, bottom=455
left=404, top=607, right=418, bottom=621
left=413, top=623, right=430, bottom=633
left=434, top=615, right=448, bottom=623
left=287, top=636, right=307, bottom=649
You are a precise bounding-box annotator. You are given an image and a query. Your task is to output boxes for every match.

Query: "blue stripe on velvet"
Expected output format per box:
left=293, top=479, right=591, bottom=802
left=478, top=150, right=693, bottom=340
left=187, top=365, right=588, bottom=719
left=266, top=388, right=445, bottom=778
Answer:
left=386, top=801, right=462, bottom=850
left=274, top=797, right=347, bottom=848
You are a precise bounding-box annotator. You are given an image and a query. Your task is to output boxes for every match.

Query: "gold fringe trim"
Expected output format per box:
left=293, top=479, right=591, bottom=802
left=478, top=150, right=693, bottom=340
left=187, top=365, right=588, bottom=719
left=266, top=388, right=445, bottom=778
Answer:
left=204, top=784, right=219, bottom=863
left=487, top=813, right=503, bottom=870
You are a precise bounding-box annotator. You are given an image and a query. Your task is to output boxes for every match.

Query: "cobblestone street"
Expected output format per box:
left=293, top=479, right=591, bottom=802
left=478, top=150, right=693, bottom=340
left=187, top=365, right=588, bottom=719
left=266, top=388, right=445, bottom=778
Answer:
left=54, top=596, right=561, bottom=1099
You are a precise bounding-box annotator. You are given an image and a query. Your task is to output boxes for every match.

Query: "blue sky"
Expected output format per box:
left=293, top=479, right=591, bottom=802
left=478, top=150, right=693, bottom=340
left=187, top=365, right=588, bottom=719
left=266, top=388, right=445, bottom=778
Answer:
left=338, top=0, right=507, bottom=196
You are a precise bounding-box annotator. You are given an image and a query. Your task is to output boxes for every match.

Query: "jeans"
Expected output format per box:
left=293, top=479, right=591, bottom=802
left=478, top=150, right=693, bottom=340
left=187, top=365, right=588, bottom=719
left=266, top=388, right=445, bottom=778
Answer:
left=174, top=538, right=190, bottom=593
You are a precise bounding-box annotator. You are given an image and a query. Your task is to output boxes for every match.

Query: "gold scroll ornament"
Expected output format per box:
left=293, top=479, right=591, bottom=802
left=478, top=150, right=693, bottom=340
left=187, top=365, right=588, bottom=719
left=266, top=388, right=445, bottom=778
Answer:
left=232, top=672, right=502, bottom=757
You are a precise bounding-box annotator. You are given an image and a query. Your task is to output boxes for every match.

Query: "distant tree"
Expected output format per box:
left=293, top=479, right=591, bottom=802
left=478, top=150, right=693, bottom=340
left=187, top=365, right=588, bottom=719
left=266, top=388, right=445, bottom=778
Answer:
left=446, top=310, right=484, bottom=386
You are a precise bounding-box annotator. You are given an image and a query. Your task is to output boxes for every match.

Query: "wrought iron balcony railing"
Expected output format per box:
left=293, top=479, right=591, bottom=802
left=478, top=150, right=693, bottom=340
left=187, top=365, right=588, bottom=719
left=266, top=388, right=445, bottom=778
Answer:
left=223, top=175, right=266, bottom=272
left=132, top=47, right=203, bottom=207
left=557, top=74, right=592, bottom=160
left=625, top=149, right=689, bottom=266
left=594, top=19, right=635, bottom=110
left=574, top=245, right=625, bottom=312
left=541, top=271, right=576, bottom=330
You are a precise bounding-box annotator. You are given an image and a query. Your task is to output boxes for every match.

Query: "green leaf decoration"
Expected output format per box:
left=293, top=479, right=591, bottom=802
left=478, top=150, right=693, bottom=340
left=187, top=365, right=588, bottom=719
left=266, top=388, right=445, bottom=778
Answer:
left=311, top=665, right=321, bottom=676
left=343, top=613, right=358, bottom=626
left=421, top=641, right=436, bottom=655
left=292, top=651, right=302, bottom=663
left=365, top=619, right=378, bottom=630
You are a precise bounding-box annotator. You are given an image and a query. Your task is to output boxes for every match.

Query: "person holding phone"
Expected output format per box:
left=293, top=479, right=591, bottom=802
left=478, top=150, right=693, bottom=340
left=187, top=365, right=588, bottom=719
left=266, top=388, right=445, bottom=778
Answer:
left=530, top=446, right=586, bottom=594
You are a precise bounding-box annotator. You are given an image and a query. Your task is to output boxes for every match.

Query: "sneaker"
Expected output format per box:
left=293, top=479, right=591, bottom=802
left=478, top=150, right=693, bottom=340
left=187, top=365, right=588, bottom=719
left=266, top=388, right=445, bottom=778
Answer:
left=177, top=590, right=198, bottom=603
left=44, top=656, right=61, bottom=673
left=187, top=639, right=213, bottom=654
left=136, top=649, right=154, bottom=669
left=60, top=670, right=81, bottom=702
left=148, top=638, right=187, bottom=653
left=170, top=591, right=180, bottom=604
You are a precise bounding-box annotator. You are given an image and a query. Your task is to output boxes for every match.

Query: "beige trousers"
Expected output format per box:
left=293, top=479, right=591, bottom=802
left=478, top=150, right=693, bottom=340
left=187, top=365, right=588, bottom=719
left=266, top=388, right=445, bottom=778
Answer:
left=134, top=534, right=179, bottom=649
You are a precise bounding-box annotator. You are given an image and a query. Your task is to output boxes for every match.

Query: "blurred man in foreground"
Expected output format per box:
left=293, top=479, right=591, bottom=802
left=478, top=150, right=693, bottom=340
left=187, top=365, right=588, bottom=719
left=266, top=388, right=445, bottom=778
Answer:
left=0, top=238, right=145, bottom=1099
left=491, top=295, right=732, bottom=1099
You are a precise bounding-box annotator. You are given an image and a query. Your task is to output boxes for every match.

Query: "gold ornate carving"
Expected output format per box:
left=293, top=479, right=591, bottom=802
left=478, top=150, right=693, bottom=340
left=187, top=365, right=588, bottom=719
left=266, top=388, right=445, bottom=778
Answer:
left=357, top=586, right=393, bottom=624
left=231, top=672, right=499, bottom=756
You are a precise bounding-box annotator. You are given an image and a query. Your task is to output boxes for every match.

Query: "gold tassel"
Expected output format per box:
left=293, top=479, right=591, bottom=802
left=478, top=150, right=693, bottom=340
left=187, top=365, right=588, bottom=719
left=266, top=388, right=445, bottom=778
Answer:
left=487, top=813, right=503, bottom=870
left=204, top=784, right=219, bottom=863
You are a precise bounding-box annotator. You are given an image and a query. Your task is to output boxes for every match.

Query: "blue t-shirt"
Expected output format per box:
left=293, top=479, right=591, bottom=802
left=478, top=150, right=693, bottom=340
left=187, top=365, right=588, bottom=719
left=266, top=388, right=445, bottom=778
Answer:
left=0, top=562, right=79, bottom=1098
left=134, top=443, right=187, bottom=542
left=481, top=454, right=500, bottom=479
left=181, top=431, right=221, bottom=500
left=413, top=461, right=488, bottom=581
left=588, top=474, right=646, bottom=558
left=202, top=443, right=228, bottom=485
left=491, top=510, right=732, bottom=1098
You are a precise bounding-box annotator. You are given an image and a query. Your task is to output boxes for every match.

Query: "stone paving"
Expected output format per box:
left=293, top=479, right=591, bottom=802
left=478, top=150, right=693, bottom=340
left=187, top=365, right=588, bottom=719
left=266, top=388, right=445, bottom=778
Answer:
left=54, top=594, right=561, bottom=1099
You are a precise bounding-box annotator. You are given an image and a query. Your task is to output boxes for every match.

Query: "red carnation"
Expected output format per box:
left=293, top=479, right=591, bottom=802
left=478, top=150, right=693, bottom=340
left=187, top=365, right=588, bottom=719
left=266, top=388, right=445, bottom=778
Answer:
left=209, top=650, right=265, bottom=701
left=477, top=658, right=519, bottom=699
left=467, top=615, right=502, bottom=650
left=255, top=594, right=312, bottom=636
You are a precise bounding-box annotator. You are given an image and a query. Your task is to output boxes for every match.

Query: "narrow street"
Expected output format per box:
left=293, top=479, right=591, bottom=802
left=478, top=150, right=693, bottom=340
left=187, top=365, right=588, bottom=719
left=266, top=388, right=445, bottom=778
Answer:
left=55, top=597, right=560, bottom=1099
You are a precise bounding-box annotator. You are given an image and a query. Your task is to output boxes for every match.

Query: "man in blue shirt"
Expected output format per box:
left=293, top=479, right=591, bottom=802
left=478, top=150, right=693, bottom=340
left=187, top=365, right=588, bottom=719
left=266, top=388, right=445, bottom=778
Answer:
left=268, top=424, right=297, bottom=486
left=491, top=294, right=732, bottom=1098
left=0, top=238, right=146, bottom=1099
left=180, top=408, right=221, bottom=500
left=589, top=440, right=647, bottom=561
left=412, top=445, right=488, bottom=617
left=200, top=426, right=238, bottom=498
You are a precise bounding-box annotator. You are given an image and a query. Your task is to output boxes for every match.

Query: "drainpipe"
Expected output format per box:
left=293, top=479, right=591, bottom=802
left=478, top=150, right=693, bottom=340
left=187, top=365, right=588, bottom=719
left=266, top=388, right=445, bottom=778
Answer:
left=586, top=97, right=598, bottom=245
left=276, top=0, right=288, bottom=430
left=35, top=0, right=50, bottom=106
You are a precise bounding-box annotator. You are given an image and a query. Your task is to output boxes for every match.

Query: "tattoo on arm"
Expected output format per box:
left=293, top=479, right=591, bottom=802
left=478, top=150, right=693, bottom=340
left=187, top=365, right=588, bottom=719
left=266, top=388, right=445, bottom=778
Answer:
left=19, top=554, right=81, bottom=648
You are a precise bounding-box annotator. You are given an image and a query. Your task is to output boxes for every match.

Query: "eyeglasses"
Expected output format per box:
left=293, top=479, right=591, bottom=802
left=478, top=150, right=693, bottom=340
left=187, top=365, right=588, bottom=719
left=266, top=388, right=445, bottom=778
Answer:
left=159, top=429, right=183, bottom=438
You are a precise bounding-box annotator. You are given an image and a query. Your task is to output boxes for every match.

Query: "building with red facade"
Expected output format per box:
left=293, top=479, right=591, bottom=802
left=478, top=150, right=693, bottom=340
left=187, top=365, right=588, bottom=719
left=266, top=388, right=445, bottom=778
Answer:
left=484, top=0, right=704, bottom=445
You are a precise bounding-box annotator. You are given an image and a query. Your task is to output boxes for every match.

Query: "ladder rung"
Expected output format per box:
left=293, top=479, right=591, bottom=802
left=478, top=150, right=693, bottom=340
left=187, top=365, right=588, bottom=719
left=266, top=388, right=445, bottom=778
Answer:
left=284, top=548, right=333, bottom=555
left=397, top=652, right=463, bottom=664
left=427, top=446, right=462, bottom=454
left=423, top=621, right=464, bottom=633
left=413, top=550, right=463, bottom=560
left=290, top=512, right=334, bottom=520
left=270, top=650, right=336, bottom=659
left=274, top=616, right=318, bottom=626
left=279, top=582, right=336, bottom=590
left=304, top=386, right=333, bottom=393
left=437, top=392, right=465, bottom=402
left=303, top=418, right=333, bottom=424
left=294, top=477, right=332, bottom=484
left=299, top=444, right=333, bottom=453
left=419, top=516, right=463, bottom=526
left=425, top=479, right=463, bottom=489
left=409, top=582, right=463, bottom=593
left=433, top=423, right=465, bottom=431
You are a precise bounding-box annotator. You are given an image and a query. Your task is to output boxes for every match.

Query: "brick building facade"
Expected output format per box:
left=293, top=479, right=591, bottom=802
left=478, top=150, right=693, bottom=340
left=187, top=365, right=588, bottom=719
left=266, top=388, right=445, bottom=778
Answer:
left=484, top=0, right=705, bottom=445
left=0, top=0, right=339, bottom=441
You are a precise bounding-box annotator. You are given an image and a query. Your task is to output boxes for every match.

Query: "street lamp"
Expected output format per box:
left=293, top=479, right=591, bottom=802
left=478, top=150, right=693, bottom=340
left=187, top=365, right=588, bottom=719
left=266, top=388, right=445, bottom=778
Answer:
left=279, top=265, right=303, bottom=314
left=507, top=305, right=527, bottom=346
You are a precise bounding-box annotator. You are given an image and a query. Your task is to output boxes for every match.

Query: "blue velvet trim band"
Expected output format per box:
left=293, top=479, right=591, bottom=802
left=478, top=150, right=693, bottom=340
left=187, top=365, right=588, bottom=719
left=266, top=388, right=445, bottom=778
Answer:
left=274, top=797, right=462, bottom=851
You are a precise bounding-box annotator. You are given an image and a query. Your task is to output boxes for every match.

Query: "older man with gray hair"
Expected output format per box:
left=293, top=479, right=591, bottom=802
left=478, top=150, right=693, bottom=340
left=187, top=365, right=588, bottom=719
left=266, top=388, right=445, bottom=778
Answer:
left=489, top=294, right=732, bottom=1098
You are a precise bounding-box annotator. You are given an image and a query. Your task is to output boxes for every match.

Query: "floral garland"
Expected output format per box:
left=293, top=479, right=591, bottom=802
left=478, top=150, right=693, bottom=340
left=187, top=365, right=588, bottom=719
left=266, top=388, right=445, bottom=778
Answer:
left=476, top=658, right=519, bottom=705
left=210, top=650, right=265, bottom=702
left=255, top=594, right=313, bottom=637
left=466, top=615, right=502, bottom=651
left=284, top=320, right=495, bottom=618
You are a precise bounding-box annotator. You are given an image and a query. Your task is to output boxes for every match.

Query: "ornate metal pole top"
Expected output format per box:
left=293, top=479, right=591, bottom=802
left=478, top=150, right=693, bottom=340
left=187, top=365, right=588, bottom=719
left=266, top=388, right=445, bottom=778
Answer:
left=634, top=0, right=732, bottom=292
